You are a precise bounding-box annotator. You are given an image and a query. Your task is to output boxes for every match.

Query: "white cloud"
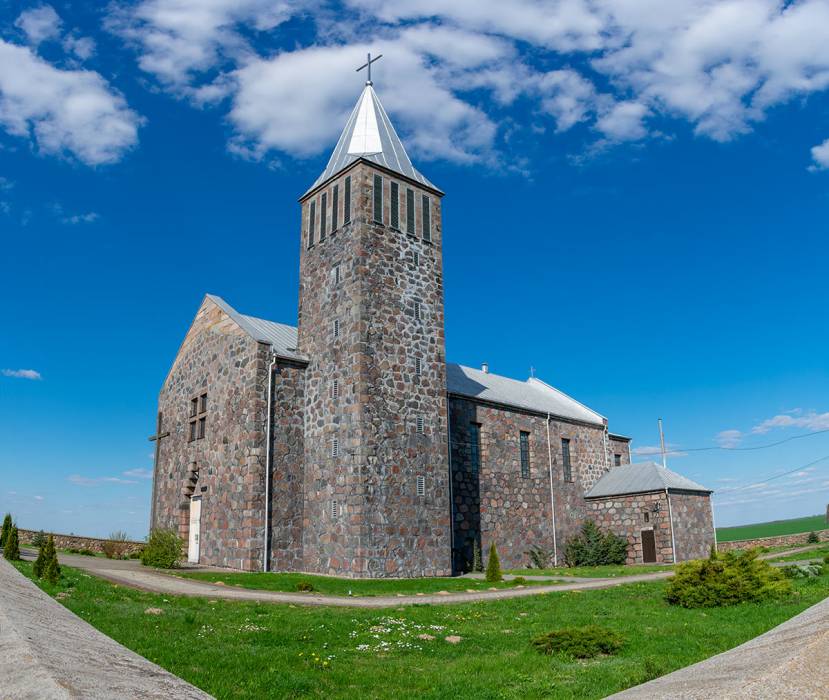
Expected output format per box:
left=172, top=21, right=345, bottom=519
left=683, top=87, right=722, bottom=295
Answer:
left=752, top=410, right=829, bottom=434
left=2, top=368, right=42, bottom=380
left=0, top=40, right=141, bottom=165
left=535, top=69, right=600, bottom=132
left=34, top=495, right=44, bottom=501
left=15, top=5, right=63, bottom=45
left=63, top=35, right=97, bottom=61
left=595, top=101, right=649, bottom=141
left=716, top=429, right=743, bottom=448
left=122, top=468, right=154, bottom=479
left=0, top=177, right=13, bottom=191
left=810, top=138, right=829, bottom=171
left=67, top=474, right=139, bottom=486
left=62, top=212, right=100, bottom=225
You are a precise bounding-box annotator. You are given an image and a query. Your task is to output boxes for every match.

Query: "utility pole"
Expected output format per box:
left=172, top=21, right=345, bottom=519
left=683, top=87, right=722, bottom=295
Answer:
left=658, top=417, right=667, bottom=469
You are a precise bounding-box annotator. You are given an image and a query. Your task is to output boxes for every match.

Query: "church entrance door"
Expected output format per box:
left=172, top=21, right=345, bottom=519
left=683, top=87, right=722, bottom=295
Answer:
left=641, top=529, right=656, bottom=563
left=188, top=496, right=202, bottom=563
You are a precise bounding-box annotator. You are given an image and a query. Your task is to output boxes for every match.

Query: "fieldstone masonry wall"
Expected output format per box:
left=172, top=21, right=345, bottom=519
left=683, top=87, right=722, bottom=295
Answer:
left=18, top=529, right=144, bottom=555
left=587, top=493, right=674, bottom=564
left=670, top=492, right=716, bottom=561
left=718, top=529, right=829, bottom=552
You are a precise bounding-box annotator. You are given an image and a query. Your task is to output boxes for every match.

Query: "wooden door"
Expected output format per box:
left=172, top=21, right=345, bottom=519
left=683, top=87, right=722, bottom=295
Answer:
left=188, top=496, right=202, bottom=564
left=641, top=529, right=656, bottom=563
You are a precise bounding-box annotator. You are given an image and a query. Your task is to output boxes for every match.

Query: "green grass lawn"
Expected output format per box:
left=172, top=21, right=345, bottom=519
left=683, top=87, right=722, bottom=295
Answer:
left=13, top=559, right=829, bottom=699
left=768, top=545, right=829, bottom=563
left=174, top=570, right=556, bottom=596
left=506, top=564, right=673, bottom=578
left=717, top=514, right=827, bottom=542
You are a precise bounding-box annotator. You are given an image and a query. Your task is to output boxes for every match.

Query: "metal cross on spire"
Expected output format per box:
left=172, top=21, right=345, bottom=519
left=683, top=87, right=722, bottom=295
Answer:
left=356, top=52, right=383, bottom=85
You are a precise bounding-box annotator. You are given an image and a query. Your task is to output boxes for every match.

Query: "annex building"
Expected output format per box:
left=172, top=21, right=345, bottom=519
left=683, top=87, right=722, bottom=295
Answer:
left=150, top=77, right=715, bottom=577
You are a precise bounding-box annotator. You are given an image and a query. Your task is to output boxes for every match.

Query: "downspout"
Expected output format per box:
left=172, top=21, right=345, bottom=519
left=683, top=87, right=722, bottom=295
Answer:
left=546, top=414, right=559, bottom=567
left=710, top=495, right=718, bottom=554
left=263, top=351, right=277, bottom=573
left=666, top=488, right=677, bottom=563
left=602, top=424, right=609, bottom=470
left=446, top=398, right=455, bottom=571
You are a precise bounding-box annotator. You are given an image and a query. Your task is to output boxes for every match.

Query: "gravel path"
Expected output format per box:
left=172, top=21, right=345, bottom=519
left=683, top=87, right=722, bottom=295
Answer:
left=609, top=594, right=829, bottom=699
left=0, top=558, right=211, bottom=700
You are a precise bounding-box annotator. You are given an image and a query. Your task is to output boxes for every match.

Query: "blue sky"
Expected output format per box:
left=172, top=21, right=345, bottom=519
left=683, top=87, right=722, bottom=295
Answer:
left=2, top=1, right=829, bottom=539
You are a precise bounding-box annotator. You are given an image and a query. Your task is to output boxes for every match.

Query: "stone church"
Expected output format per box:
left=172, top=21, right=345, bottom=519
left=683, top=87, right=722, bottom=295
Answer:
left=150, top=77, right=715, bottom=577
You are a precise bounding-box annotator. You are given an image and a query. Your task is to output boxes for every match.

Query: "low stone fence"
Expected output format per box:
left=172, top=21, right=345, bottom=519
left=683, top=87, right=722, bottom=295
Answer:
left=717, top=528, right=829, bottom=552
left=18, top=528, right=145, bottom=555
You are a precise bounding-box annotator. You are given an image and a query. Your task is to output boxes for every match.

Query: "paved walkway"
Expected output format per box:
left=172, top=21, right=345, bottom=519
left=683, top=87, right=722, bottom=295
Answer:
left=610, top=594, right=829, bottom=699
left=0, top=558, right=211, bottom=700
left=25, top=543, right=822, bottom=610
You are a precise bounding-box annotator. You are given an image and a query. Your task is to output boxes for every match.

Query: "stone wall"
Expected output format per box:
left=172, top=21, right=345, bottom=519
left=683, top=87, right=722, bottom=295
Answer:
left=671, top=492, right=716, bottom=561
left=18, top=529, right=144, bottom=555
left=448, top=395, right=628, bottom=571
left=152, top=297, right=269, bottom=571
left=297, top=161, right=451, bottom=577
left=587, top=493, right=674, bottom=564
left=718, top=529, right=829, bottom=552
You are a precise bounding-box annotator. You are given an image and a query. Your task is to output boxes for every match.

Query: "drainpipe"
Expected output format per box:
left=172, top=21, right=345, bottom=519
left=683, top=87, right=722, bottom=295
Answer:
left=602, top=424, right=609, bottom=470
left=666, top=488, right=677, bottom=564
left=546, top=414, right=559, bottom=567
left=263, top=351, right=277, bottom=573
left=446, top=398, right=455, bottom=572
left=710, top=496, right=718, bottom=554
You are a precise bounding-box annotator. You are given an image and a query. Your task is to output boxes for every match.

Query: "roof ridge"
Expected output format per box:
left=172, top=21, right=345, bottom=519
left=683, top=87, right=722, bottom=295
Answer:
left=527, top=376, right=606, bottom=422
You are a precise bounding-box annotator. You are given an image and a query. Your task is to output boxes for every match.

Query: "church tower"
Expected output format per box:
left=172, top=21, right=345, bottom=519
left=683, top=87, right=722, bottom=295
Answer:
left=297, top=66, right=451, bottom=577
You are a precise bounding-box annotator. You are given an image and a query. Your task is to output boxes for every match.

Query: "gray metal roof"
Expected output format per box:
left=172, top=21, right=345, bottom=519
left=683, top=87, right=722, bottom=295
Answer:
left=304, top=84, right=440, bottom=197
left=446, top=363, right=605, bottom=426
left=585, top=461, right=712, bottom=498
left=205, top=295, right=305, bottom=362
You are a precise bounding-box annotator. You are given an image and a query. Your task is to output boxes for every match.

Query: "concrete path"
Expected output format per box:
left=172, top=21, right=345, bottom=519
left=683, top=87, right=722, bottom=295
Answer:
left=609, top=594, right=829, bottom=699
left=0, top=558, right=212, bottom=700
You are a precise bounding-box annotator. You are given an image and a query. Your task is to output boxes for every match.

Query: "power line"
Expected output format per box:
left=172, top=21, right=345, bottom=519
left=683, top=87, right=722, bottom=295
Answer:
left=715, top=453, right=829, bottom=494
left=637, top=428, right=829, bottom=456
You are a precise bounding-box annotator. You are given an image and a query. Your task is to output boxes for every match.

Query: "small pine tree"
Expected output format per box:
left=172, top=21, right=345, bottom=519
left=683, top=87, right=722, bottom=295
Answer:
left=0, top=513, right=11, bottom=549
left=485, top=541, right=502, bottom=582
left=32, top=530, right=47, bottom=549
left=807, top=531, right=820, bottom=544
left=33, top=538, right=47, bottom=578
left=44, top=548, right=61, bottom=585
left=3, top=526, right=20, bottom=561
left=472, top=539, right=483, bottom=573
left=44, top=535, right=60, bottom=580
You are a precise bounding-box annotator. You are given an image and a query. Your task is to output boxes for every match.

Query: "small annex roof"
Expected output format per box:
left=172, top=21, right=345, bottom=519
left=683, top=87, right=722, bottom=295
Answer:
left=585, top=461, right=712, bottom=498
left=205, top=294, right=305, bottom=362
left=304, top=84, right=440, bottom=197
left=446, top=363, right=605, bottom=426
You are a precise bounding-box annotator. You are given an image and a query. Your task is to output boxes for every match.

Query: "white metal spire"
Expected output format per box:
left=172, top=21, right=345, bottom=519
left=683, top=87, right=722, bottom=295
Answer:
left=304, top=82, right=441, bottom=197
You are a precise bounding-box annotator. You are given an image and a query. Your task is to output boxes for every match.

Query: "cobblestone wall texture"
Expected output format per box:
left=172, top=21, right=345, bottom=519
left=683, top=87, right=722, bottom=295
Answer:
left=671, top=492, right=716, bottom=561
left=718, top=529, right=829, bottom=552
left=18, top=530, right=144, bottom=555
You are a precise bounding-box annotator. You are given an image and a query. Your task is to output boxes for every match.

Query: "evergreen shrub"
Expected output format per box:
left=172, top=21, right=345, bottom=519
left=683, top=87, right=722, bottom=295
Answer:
left=485, top=542, right=502, bottom=582
left=141, top=529, right=183, bottom=569
left=564, top=521, right=628, bottom=567
left=0, top=513, right=11, bottom=549
left=532, top=625, right=624, bottom=659
left=807, top=531, right=820, bottom=544
left=3, top=526, right=20, bottom=561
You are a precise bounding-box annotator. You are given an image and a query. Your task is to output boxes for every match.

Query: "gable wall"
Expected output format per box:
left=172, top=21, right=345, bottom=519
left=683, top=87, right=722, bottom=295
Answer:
left=152, top=299, right=269, bottom=570
left=448, top=396, right=620, bottom=571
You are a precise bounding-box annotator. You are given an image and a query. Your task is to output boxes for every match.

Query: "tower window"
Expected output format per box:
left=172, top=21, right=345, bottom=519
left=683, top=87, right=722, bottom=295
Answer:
left=373, top=174, right=383, bottom=224
left=333, top=264, right=341, bottom=284
left=320, top=192, right=327, bottom=241
left=331, top=379, right=339, bottom=399
left=344, top=176, right=351, bottom=224
left=332, top=184, right=339, bottom=232
left=422, top=194, right=431, bottom=242
left=520, top=431, right=530, bottom=478
left=469, top=423, right=481, bottom=476
left=331, top=500, right=339, bottom=519
left=416, top=415, right=425, bottom=434
left=308, top=200, right=316, bottom=248
left=413, top=250, right=420, bottom=267
left=561, top=438, right=573, bottom=482
left=614, top=453, right=622, bottom=466
left=406, top=188, right=415, bottom=235
left=415, top=357, right=422, bottom=377
left=390, top=181, right=400, bottom=229
left=414, top=301, right=421, bottom=321
left=416, top=475, right=426, bottom=497
left=333, top=319, right=341, bottom=339
left=331, top=437, right=339, bottom=458
left=188, top=392, right=207, bottom=443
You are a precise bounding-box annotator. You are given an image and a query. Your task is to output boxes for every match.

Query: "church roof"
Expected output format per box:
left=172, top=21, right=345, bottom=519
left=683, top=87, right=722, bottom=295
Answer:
left=206, top=295, right=305, bottom=362
left=304, top=84, right=440, bottom=197
left=585, top=461, right=712, bottom=498
left=446, top=363, right=606, bottom=426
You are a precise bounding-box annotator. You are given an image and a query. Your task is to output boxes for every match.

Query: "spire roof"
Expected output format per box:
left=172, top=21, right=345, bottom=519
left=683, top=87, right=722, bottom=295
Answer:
left=304, top=84, right=440, bottom=197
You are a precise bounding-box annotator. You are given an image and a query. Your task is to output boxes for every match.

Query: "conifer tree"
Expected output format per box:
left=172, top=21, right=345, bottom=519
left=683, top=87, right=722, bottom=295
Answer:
left=44, top=544, right=61, bottom=585
left=485, top=541, right=502, bottom=582
left=33, top=538, right=47, bottom=578
left=3, top=526, right=20, bottom=561
left=0, top=513, right=11, bottom=549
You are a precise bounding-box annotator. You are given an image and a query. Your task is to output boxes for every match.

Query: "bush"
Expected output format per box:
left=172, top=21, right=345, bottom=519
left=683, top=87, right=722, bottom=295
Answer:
left=0, top=513, right=11, bottom=549
left=782, top=564, right=823, bottom=579
left=31, top=530, right=47, bottom=549
left=33, top=538, right=47, bottom=578
left=41, top=535, right=60, bottom=584
left=128, top=549, right=143, bottom=559
left=823, top=554, right=829, bottom=565
left=525, top=545, right=555, bottom=569
left=471, top=539, right=483, bottom=573
left=141, top=529, right=183, bottom=569
left=564, top=521, right=628, bottom=567
left=296, top=581, right=315, bottom=592
left=510, top=576, right=528, bottom=586
left=485, top=541, right=502, bottom=582
left=807, top=531, right=820, bottom=544
left=665, top=549, right=791, bottom=608
left=532, top=625, right=624, bottom=659
left=102, top=530, right=130, bottom=560
left=3, top=526, right=20, bottom=561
